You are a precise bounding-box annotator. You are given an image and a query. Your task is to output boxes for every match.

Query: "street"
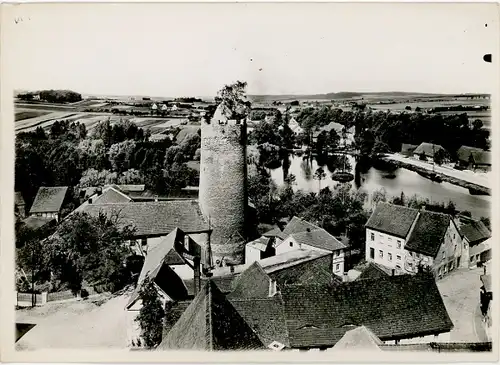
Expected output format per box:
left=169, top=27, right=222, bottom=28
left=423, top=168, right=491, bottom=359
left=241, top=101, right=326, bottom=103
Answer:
left=436, top=266, right=488, bottom=342
left=386, top=153, right=491, bottom=189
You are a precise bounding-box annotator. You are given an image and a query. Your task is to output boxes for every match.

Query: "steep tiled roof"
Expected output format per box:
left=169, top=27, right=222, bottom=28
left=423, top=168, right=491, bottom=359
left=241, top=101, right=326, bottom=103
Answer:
left=74, top=186, right=132, bottom=213
left=289, top=228, right=348, bottom=252
left=231, top=295, right=290, bottom=348
left=184, top=275, right=237, bottom=297
left=29, top=186, right=68, bottom=214
left=262, top=227, right=283, bottom=238
left=470, top=150, right=491, bottom=165
left=356, top=263, right=392, bottom=281
left=157, top=281, right=265, bottom=351
left=457, top=145, right=484, bottom=163
left=460, top=220, right=491, bottom=245
left=228, top=262, right=271, bottom=300
left=281, top=275, right=453, bottom=346
left=405, top=211, right=450, bottom=258
left=20, top=216, right=56, bottom=231
left=127, top=229, right=189, bottom=308
left=413, top=142, right=446, bottom=158
left=267, top=251, right=336, bottom=287
left=246, top=236, right=271, bottom=252
left=365, top=202, right=418, bottom=238
left=401, top=143, right=418, bottom=155
left=282, top=216, right=319, bottom=236
left=79, top=200, right=208, bottom=237
left=332, top=326, right=383, bottom=350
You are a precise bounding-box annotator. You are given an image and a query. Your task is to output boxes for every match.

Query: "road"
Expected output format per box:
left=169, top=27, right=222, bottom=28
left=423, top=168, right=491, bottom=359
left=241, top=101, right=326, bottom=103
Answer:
left=15, top=292, right=130, bottom=350
left=436, top=267, right=488, bottom=342
left=385, top=154, right=491, bottom=189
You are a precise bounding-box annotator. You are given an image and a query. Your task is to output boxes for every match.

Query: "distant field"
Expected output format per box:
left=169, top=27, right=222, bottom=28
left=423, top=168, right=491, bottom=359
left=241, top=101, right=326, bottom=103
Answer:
left=15, top=110, right=50, bottom=121
left=15, top=102, right=76, bottom=112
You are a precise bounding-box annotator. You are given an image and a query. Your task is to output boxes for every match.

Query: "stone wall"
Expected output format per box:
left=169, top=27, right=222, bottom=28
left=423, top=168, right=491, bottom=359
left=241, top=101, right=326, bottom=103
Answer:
left=199, top=119, right=248, bottom=264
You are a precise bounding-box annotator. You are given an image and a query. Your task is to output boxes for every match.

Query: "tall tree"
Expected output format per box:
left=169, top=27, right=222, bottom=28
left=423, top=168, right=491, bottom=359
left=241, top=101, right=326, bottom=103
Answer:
left=135, top=277, right=165, bottom=348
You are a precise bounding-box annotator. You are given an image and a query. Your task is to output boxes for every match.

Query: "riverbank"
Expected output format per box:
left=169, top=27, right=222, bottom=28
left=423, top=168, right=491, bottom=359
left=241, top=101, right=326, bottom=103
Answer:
left=381, top=156, right=491, bottom=196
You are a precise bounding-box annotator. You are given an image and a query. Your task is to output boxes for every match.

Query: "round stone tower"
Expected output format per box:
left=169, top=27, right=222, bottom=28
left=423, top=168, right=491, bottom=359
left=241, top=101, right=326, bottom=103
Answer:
left=199, top=103, right=248, bottom=265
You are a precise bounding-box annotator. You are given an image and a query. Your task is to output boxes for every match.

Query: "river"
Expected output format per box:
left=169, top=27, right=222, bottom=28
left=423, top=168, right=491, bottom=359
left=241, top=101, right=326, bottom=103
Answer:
left=269, top=154, right=491, bottom=219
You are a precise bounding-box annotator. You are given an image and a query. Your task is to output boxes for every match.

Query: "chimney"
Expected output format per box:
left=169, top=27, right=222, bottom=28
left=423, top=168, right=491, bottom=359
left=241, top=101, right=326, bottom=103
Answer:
left=421, top=204, right=426, bottom=211
left=88, top=198, right=93, bottom=204
left=96, top=187, right=102, bottom=196
left=193, top=256, right=201, bottom=294
left=184, top=234, right=190, bottom=250
left=392, top=269, right=395, bottom=276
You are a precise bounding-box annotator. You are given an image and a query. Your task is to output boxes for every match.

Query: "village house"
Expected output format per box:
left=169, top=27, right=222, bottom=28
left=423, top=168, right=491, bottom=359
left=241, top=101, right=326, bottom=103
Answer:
left=245, top=217, right=349, bottom=276
left=125, top=228, right=206, bottom=347
left=365, top=202, right=463, bottom=278
left=412, top=142, right=448, bottom=162
left=456, top=216, right=492, bottom=268
left=157, top=273, right=453, bottom=351
left=400, top=143, right=418, bottom=157
left=29, top=186, right=69, bottom=222
left=457, top=145, right=492, bottom=171
left=78, top=199, right=211, bottom=256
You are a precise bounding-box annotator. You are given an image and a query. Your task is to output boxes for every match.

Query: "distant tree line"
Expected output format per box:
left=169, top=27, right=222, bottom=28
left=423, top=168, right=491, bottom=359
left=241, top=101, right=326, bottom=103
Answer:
left=15, top=118, right=201, bottom=210
left=18, top=90, right=82, bottom=103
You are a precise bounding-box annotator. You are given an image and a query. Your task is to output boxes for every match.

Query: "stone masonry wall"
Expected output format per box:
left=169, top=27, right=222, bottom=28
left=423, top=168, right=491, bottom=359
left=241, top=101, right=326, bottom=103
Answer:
left=199, top=119, right=248, bottom=264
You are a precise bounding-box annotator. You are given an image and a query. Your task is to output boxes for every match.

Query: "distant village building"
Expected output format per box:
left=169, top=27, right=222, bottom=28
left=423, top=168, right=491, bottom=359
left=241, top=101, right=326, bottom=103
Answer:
left=400, top=143, right=418, bottom=157
left=457, top=145, right=491, bottom=171
left=365, top=203, right=463, bottom=278
left=29, top=186, right=69, bottom=222
left=412, top=142, right=448, bottom=162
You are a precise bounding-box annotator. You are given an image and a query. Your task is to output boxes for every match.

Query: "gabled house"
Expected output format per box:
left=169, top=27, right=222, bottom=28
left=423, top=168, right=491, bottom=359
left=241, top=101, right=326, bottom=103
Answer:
left=29, top=186, right=69, bottom=222
left=365, top=203, right=463, bottom=278
left=157, top=281, right=266, bottom=351
left=125, top=228, right=205, bottom=347
left=78, top=199, right=211, bottom=258
left=457, top=146, right=491, bottom=171
left=456, top=217, right=491, bottom=267
left=281, top=274, right=453, bottom=348
left=400, top=143, right=418, bottom=157
left=246, top=217, right=349, bottom=276
left=412, top=142, right=448, bottom=162
left=74, top=185, right=133, bottom=213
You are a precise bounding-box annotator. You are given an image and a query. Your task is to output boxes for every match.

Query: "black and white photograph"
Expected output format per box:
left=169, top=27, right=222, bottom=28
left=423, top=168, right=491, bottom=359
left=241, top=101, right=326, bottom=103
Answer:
left=1, top=1, right=498, bottom=361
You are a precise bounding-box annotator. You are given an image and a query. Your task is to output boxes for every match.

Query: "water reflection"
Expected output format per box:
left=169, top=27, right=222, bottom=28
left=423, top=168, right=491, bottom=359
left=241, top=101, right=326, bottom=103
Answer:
left=269, top=154, right=491, bottom=218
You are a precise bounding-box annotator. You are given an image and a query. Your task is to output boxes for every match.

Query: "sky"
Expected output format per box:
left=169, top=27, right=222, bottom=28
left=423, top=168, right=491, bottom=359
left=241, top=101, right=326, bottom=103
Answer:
left=4, top=2, right=499, bottom=97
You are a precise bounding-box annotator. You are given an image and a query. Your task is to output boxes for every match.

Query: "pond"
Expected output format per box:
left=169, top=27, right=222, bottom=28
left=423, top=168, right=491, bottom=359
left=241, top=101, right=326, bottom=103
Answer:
left=269, top=154, right=491, bottom=219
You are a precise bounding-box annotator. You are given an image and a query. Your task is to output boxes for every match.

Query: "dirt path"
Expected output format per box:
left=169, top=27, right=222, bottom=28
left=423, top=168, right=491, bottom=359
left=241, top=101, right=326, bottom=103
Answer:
left=16, top=292, right=131, bottom=350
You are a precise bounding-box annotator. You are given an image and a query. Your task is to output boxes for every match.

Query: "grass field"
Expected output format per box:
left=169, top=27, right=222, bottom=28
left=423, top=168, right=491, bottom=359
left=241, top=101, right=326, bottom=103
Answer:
left=15, top=110, right=51, bottom=121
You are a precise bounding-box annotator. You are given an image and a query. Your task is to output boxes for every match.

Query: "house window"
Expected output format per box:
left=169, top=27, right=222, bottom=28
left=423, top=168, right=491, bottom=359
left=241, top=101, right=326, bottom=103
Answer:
left=388, top=253, right=393, bottom=261
left=396, top=264, right=402, bottom=270
left=408, top=262, right=413, bottom=268
left=336, top=264, right=340, bottom=271
left=379, top=250, right=383, bottom=258
left=397, top=255, right=401, bottom=260
left=397, top=240, right=402, bottom=249
left=454, top=245, right=457, bottom=252
left=471, top=256, right=475, bottom=262
left=388, top=237, right=392, bottom=242
left=290, top=242, right=293, bottom=247
left=370, top=248, right=375, bottom=259
left=371, top=233, right=375, bottom=241
left=453, top=233, right=456, bottom=240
